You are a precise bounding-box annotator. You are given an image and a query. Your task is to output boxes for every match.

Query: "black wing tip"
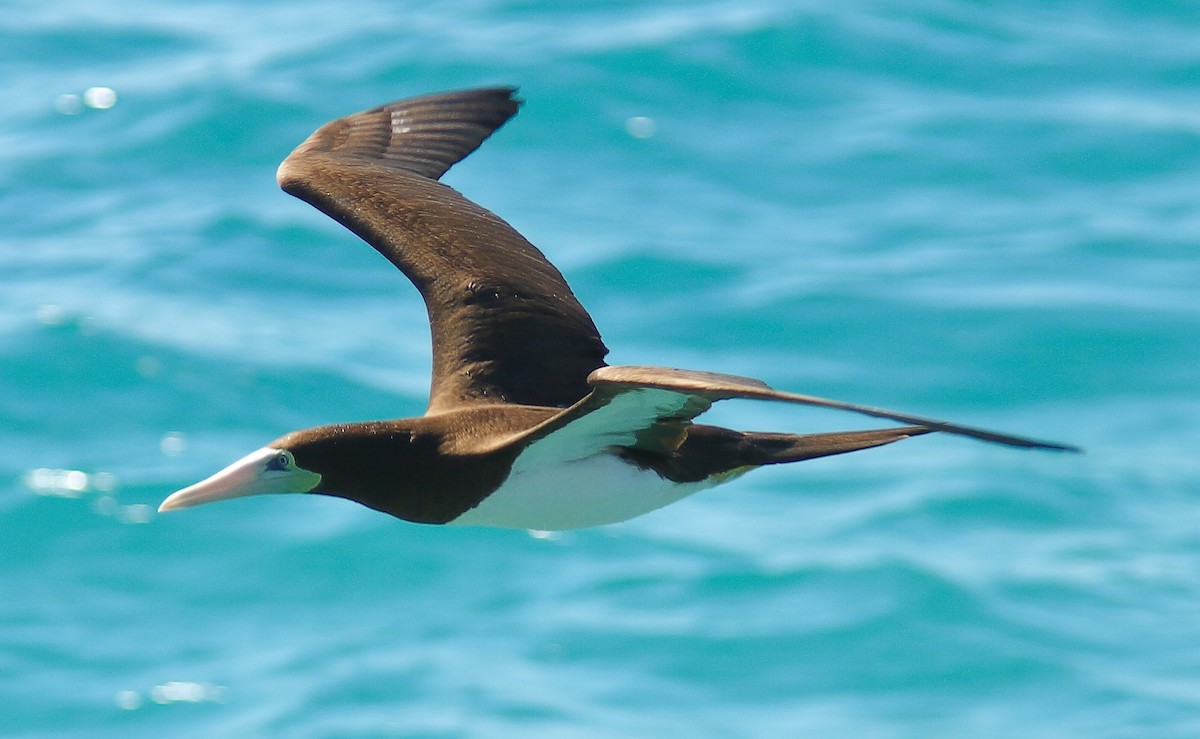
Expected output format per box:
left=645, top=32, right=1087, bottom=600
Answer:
left=472, top=85, right=522, bottom=103
left=1019, top=439, right=1085, bottom=454
left=919, top=425, right=1083, bottom=453
left=392, top=85, right=522, bottom=111
left=821, top=423, right=1080, bottom=453
left=848, top=423, right=1080, bottom=453
left=277, top=84, right=527, bottom=187
left=371, top=85, right=523, bottom=125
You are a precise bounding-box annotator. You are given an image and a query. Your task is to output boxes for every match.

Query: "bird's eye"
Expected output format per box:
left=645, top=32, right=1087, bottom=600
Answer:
left=267, top=452, right=292, bottom=471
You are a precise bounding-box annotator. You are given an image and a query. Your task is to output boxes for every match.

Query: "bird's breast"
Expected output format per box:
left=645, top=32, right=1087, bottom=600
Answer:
left=446, top=452, right=720, bottom=530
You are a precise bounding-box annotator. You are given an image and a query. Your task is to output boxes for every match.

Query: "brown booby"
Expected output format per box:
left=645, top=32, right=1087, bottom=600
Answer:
left=158, top=87, right=1078, bottom=530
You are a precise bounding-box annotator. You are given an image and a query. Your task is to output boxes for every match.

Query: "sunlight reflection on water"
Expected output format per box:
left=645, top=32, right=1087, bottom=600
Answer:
left=115, top=681, right=228, bottom=711
left=21, top=467, right=153, bottom=524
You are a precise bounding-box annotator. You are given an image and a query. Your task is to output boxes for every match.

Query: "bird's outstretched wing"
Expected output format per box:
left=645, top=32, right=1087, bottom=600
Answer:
left=506, top=365, right=1080, bottom=468
left=277, top=87, right=608, bottom=413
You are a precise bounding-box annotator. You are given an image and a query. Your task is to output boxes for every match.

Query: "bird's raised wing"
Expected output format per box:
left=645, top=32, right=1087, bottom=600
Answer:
left=507, top=365, right=1079, bottom=469
left=277, top=87, right=608, bottom=413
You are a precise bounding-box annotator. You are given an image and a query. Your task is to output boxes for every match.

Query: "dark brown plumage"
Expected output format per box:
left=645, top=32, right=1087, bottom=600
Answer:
left=276, top=88, right=607, bottom=413
left=159, top=87, right=1077, bottom=530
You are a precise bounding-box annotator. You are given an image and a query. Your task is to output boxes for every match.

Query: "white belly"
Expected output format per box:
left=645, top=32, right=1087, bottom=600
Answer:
left=447, top=454, right=719, bottom=530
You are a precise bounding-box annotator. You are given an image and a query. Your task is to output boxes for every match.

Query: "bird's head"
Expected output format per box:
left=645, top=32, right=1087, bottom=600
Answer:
left=156, top=423, right=441, bottom=518
left=157, top=442, right=323, bottom=513
left=157, top=419, right=515, bottom=524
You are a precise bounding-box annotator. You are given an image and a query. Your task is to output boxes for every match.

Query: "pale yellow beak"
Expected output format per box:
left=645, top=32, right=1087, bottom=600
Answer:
left=159, top=447, right=320, bottom=512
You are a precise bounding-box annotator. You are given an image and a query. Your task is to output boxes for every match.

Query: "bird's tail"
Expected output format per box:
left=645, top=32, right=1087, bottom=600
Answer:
left=738, top=425, right=934, bottom=466
left=623, top=424, right=935, bottom=484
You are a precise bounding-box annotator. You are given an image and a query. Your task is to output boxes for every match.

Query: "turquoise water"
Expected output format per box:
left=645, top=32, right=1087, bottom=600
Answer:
left=3, top=1, right=1198, bottom=736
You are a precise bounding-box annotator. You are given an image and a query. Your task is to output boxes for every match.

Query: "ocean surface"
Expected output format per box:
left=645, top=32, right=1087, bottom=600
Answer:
left=3, top=1, right=1198, bottom=737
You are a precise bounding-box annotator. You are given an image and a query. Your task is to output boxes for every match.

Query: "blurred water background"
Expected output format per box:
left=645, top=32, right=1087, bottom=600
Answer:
left=2, top=1, right=1198, bottom=737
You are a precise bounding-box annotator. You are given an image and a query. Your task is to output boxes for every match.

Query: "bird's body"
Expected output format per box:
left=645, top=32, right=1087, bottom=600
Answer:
left=453, top=451, right=721, bottom=530
left=159, top=87, right=1076, bottom=530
